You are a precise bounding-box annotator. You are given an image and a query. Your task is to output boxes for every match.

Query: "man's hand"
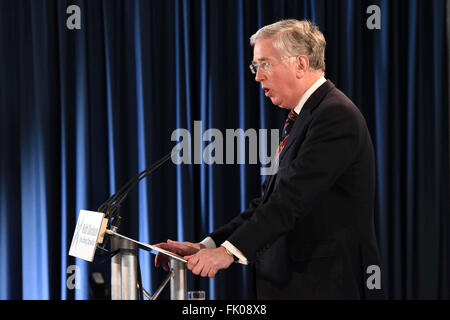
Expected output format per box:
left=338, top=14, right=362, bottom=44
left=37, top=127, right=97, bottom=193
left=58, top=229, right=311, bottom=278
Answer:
left=154, top=240, right=205, bottom=271
left=184, top=246, right=234, bottom=278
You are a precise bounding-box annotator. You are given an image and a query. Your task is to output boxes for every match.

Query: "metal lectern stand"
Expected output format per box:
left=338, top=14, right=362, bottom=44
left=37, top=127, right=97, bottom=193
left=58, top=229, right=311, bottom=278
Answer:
left=107, top=230, right=187, bottom=300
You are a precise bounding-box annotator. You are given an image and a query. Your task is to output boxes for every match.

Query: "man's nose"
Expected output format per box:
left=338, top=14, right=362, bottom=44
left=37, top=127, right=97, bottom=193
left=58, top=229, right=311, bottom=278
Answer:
left=254, top=68, right=265, bottom=82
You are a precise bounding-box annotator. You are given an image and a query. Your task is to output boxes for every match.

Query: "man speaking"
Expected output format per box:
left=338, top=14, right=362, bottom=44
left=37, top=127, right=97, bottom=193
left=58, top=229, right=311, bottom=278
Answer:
left=156, top=19, right=384, bottom=299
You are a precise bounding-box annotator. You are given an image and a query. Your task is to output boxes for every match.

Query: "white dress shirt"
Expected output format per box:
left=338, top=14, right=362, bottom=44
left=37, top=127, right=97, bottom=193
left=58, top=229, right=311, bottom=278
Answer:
left=294, top=76, right=326, bottom=115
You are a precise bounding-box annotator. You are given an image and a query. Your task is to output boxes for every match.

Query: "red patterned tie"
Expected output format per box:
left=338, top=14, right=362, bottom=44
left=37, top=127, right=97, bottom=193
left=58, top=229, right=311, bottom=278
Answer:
left=276, top=110, right=298, bottom=157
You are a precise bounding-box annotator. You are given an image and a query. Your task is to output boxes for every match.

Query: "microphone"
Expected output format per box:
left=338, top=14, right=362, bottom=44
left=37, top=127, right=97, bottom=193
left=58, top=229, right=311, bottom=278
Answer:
left=97, top=148, right=178, bottom=231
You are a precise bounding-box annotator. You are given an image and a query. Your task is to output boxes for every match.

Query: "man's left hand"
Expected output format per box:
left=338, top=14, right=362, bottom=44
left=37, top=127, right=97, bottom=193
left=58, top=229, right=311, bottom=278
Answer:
left=184, top=246, right=234, bottom=278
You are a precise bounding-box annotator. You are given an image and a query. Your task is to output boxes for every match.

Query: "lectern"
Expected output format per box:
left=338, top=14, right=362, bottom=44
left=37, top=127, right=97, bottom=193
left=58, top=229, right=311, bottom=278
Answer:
left=108, top=230, right=187, bottom=300
left=69, top=150, right=190, bottom=300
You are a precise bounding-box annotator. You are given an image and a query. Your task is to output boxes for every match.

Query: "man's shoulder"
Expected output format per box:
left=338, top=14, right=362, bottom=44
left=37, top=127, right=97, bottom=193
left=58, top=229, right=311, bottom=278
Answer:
left=311, top=87, right=368, bottom=130
left=321, top=85, right=356, bottom=108
left=315, top=86, right=362, bottom=116
left=306, top=80, right=355, bottom=113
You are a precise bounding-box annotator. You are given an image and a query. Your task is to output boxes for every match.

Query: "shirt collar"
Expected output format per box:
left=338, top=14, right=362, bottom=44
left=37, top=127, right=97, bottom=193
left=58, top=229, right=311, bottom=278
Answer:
left=293, top=76, right=327, bottom=115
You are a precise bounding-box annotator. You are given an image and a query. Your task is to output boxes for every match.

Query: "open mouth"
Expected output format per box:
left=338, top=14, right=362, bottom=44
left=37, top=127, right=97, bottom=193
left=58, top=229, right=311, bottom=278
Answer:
left=263, top=88, right=270, bottom=96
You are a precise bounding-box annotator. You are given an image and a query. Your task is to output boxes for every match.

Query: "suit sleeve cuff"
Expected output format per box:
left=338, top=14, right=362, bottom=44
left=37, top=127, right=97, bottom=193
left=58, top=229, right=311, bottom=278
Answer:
left=200, top=236, right=216, bottom=249
left=221, top=240, right=248, bottom=265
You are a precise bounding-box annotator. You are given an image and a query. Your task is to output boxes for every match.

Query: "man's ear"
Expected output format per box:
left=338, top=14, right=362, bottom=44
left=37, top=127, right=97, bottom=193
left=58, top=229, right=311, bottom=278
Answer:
left=296, top=55, right=309, bottom=77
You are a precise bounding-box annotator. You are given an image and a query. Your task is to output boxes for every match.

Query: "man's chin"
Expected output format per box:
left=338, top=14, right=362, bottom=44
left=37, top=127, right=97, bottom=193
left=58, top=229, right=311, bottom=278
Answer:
left=269, top=97, right=290, bottom=110
left=270, top=97, right=281, bottom=106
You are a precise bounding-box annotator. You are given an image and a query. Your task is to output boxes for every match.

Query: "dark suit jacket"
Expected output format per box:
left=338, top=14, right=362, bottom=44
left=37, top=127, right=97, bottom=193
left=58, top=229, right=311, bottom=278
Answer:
left=209, top=80, right=385, bottom=299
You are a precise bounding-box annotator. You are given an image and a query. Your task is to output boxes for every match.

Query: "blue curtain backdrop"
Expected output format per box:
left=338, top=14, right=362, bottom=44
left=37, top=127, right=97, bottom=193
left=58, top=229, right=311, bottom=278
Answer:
left=0, top=0, right=448, bottom=299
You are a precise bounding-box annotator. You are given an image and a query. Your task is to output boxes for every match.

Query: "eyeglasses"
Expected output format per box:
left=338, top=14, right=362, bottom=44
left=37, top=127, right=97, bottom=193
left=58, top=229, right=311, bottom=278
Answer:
left=249, top=57, right=295, bottom=75
left=249, top=60, right=282, bottom=75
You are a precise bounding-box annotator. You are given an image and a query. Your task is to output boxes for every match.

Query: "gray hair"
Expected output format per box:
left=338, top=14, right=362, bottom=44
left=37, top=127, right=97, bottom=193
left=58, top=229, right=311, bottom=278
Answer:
left=250, top=19, right=326, bottom=72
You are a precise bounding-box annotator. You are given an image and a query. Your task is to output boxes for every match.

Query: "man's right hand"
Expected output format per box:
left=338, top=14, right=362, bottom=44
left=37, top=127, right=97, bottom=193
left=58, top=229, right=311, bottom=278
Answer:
left=154, top=240, right=205, bottom=272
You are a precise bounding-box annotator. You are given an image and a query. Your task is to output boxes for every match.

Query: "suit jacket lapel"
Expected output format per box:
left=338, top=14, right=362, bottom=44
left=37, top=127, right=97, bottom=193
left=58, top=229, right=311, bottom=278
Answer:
left=279, top=80, right=335, bottom=162
left=278, top=111, right=311, bottom=162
